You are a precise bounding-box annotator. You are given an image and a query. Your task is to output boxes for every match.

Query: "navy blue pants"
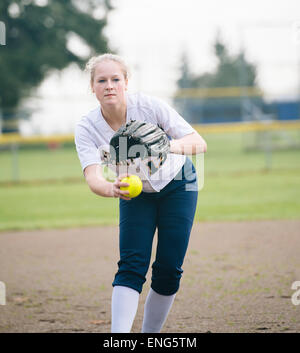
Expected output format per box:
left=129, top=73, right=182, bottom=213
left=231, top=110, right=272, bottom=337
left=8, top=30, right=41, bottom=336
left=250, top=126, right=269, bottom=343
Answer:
left=112, top=157, right=198, bottom=296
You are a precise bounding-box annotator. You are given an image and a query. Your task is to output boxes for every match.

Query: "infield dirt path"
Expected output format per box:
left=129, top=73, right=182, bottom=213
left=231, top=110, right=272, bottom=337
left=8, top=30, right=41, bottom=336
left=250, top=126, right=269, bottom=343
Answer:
left=0, top=220, right=300, bottom=333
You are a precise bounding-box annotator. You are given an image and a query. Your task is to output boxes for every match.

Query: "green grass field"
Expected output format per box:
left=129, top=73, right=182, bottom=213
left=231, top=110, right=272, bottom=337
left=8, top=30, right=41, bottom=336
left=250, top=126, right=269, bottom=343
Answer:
left=1, top=131, right=300, bottom=231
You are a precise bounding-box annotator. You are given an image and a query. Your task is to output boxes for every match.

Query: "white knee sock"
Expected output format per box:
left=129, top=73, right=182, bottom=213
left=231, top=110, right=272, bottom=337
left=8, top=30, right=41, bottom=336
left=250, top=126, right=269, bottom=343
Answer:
left=141, top=288, right=176, bottom=333
left=111, top=285, right=140, bottom=333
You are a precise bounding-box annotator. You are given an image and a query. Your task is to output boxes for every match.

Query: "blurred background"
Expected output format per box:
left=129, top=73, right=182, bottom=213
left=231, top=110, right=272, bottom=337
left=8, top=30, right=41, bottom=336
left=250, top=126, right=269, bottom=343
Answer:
left=0, top=0, right=300, bottom=230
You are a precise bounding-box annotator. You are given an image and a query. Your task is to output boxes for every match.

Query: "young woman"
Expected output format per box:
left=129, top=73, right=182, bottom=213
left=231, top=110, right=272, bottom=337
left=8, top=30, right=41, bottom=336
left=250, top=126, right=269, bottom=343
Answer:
left=75, top=53, right=207, bottom=333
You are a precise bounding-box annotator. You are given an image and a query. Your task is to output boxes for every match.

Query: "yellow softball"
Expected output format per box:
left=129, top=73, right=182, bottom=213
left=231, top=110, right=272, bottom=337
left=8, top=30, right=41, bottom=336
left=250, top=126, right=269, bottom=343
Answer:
left=120, top=175, right=143, bottom=198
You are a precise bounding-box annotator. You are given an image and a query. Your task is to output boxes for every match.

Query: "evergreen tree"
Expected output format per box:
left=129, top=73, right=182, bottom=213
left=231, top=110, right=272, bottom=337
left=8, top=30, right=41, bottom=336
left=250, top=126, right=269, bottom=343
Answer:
left=176, top=53, right=193, bottom=89
left=174, top=35, right=261, bottom=123
left=177, top=35, right=258, bottom=90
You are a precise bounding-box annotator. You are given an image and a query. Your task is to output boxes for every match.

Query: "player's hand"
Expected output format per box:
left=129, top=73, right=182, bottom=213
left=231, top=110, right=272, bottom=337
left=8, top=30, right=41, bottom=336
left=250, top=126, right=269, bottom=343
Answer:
left=111, top=173, right=131, bottom=200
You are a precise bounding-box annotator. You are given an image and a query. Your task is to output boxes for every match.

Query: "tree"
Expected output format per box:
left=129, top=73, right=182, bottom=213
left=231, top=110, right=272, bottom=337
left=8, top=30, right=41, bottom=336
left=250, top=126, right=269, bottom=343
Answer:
left=0, top=0, right=112, bottom=133
left=176, top=52, right=193, bottom=89
left=176, top=35, right=258, bottom=89
left=174, top=35, right=261, bottom=123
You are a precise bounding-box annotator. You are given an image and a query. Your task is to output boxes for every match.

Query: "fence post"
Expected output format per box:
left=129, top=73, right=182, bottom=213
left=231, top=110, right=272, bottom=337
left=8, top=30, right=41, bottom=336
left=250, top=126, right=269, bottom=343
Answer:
left=11, top=143, right=20, bottom=182
left=263, top=130, right=272, bottom=170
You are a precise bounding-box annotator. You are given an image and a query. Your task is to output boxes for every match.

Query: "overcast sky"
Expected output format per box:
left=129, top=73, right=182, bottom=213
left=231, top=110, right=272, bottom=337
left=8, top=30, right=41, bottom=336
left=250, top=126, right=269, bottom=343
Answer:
left=22, top=0, right=300, bottom=135
left=107, top=0, right=300, bottom=97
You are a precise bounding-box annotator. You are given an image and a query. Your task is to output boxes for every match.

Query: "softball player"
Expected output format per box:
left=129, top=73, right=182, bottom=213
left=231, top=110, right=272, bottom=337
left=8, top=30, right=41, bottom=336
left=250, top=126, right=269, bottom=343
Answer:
left=75, top=54, right=207, bottom=333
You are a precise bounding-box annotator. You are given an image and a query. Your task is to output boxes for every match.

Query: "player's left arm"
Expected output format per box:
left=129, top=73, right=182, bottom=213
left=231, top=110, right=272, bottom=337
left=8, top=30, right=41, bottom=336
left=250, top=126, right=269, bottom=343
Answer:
left=170, top=131, right=207, bottom=155
left=151, top=96, right=207, bottom=155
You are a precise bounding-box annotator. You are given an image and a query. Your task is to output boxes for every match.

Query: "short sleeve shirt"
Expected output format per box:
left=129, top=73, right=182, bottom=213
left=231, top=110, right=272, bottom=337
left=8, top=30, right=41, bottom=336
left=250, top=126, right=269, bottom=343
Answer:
left=74, top=92, right=196, bottom=192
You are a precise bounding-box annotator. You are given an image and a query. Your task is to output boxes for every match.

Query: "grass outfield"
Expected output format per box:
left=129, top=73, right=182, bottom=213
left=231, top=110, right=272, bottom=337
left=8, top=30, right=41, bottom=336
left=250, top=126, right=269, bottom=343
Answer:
left=1, top=131, right=300, bottom=231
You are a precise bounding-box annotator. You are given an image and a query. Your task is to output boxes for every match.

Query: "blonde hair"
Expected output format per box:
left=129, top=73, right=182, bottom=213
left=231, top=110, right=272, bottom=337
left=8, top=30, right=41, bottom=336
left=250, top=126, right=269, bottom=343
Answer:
left=85, top=53, right=130, bottom=85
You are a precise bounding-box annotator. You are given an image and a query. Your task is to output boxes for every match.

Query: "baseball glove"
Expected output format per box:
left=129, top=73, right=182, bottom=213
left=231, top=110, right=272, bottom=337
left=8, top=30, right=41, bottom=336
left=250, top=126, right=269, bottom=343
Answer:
left=107, top=120, right=170, bottom=166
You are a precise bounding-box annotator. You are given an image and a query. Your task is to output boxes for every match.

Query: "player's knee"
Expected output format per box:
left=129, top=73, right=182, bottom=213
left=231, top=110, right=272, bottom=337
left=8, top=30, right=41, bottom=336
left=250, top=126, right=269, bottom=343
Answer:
left=151, top=262, right=183, bottom=296
left=112, top=257, right=150, bottom=294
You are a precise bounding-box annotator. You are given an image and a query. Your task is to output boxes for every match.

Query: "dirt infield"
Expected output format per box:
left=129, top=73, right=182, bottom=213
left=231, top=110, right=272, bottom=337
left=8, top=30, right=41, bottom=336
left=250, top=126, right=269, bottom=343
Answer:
left=0, top=220, right=300, bottom=333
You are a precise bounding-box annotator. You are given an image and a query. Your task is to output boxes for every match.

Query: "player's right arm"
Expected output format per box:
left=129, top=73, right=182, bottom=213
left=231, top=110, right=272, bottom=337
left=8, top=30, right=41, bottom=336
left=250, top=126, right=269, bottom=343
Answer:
left=84, top=164, right=131, bottom=200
